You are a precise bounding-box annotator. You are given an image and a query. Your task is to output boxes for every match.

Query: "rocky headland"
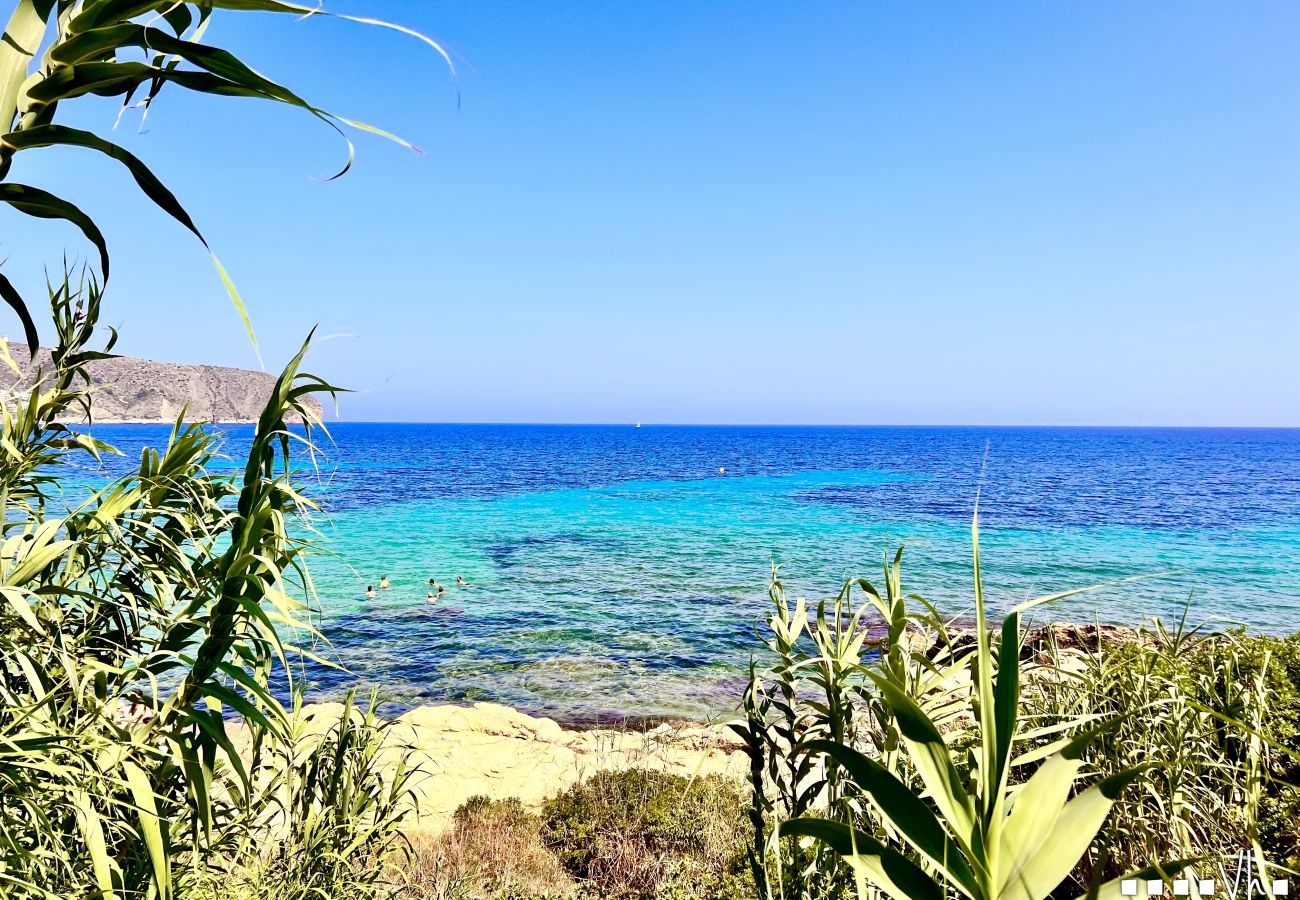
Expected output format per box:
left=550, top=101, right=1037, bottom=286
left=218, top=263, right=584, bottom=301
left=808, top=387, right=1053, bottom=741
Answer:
left=4, top=346, right=322, bottom=423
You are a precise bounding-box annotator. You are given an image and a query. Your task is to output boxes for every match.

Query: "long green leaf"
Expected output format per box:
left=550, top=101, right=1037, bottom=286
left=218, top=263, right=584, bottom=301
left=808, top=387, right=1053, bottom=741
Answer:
left=1001, top=767, right=1148, bottom=900
left=867, top=669, right=976, bottom=845
left=781, top=818, right=944, bottom=900
left=998, top=753, right=1087, bottom=894
left=4, top=124, right=204, bottom=240
left=0, top=0, right=52, bottom=132
left=803, top=738, right=980, bottom=896
left=0, top=182, right=109, bottom=282
left=71, top=788, right=118, bottom=900
left=0, top=270, right=39, bottom=353
left=122, top=760, right=170, bottom=899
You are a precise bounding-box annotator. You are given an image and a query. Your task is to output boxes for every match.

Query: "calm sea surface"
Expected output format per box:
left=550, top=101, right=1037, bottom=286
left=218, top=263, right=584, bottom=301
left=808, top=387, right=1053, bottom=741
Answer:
left=66, top=425, right=1300, bottom=723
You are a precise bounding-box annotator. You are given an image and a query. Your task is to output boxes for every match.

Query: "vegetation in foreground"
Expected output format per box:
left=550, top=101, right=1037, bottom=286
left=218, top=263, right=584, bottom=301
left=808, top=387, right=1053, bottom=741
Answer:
left=2, top=3, right=1298, bottom=900
left=733, top=550, right=1300, bottom=900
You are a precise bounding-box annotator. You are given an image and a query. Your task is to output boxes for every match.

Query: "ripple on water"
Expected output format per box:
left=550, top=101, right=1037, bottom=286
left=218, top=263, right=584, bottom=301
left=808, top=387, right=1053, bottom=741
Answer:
left=62, top=424, right=1300, bottom=720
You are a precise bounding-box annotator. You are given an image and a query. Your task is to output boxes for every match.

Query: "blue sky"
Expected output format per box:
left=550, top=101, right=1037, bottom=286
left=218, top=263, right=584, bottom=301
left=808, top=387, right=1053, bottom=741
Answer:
left=3, top=1, right=1298, bottom=424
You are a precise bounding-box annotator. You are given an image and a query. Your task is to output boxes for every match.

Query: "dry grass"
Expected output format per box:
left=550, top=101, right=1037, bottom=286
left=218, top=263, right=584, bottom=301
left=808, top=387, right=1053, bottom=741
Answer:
left=397, top=797, right=577, bottom=899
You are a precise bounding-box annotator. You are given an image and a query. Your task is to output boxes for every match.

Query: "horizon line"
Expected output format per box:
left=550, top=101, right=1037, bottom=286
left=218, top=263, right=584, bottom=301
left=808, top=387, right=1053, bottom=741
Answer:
left=310, top=421, right=1300, bottom=429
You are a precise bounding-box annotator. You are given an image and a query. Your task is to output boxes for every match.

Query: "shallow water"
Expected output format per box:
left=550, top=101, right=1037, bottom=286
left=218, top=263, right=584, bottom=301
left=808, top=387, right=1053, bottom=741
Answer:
left=67, top=424, right=1300, bottom=723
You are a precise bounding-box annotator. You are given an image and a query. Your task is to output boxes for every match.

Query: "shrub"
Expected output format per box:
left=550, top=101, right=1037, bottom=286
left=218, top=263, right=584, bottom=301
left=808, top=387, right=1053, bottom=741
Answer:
left=541, top=768, right=753, bottom=900
left=400, top=796, right=576, bottom=900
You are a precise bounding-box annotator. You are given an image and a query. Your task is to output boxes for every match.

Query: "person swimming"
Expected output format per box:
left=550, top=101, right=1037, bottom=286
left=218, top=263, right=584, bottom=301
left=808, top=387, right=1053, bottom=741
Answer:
left=437, top=586, right=446, bottom=599
left=456, top=575, right=467, bottom=586
left=365, top=585, right=376, bottom=599
left=426, top=591, right=437, bottom=604
left=427, top=578, right=438, bottom=588
left=379, top=575, right=390, bottom=590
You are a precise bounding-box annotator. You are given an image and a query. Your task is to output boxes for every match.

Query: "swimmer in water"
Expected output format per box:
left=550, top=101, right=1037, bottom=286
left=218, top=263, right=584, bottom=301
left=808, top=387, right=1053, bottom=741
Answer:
left=437, top=586, right=446, bottom=599
left=426, top=591, right=437, bottom=604
left=379, top=575, right=390, bottom=590
left=456, top=575, right=467, bottom=586
left=365, top=585, right=375, bottom=599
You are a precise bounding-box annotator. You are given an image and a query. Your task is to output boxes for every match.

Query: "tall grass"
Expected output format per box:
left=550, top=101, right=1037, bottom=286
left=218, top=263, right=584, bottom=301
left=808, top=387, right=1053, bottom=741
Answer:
left=737, top=523, right=1293, bottom=900
left=1, top=4, right=438, bottom=894
left=0, top=272, right=422, bottom=899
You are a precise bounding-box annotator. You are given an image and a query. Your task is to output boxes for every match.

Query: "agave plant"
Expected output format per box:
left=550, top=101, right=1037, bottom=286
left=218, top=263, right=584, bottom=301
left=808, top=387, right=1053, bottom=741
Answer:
left=779, top=516, right=1193, bottom=900
left=0, top=0, right=449, bottom=354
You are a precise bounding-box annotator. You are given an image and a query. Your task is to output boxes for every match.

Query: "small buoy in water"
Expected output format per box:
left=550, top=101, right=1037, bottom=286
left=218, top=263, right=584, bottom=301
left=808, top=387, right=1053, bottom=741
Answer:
left=719, top=467, right=726, bottom=474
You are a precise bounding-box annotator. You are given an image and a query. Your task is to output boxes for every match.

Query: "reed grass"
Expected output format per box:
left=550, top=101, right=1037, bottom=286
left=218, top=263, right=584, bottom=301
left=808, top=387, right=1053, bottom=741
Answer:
left=736, top=524, right=1296, bottom=900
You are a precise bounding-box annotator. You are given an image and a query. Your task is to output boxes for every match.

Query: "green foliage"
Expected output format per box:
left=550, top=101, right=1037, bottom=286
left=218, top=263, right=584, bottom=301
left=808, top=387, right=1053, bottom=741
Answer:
left=736, top=524, right=1292, bottom=900
left=731, top=552, right=967, bottom=900
left=0, top=0, right=446, bottom=353
left=228, top=691, right=417, bottom=900
left=1231, top=632, right=1300, bottom=868
left=1018, top=618, right=1288, bottom=888
left=0, top=2, right=438, bottom=895
left=782, top=519, right=1181, bottom=900
left=0, top=273, right=340, bottom=899
left=0, top=278, right=419, bottom=900
left=542, top=768, right=753, bottom=900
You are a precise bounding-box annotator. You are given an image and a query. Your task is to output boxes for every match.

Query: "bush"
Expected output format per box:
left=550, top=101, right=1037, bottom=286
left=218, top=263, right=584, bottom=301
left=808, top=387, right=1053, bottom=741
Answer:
left=400, top=796, right=576, bottom=899
left=541, top=769, right=753, bottom=900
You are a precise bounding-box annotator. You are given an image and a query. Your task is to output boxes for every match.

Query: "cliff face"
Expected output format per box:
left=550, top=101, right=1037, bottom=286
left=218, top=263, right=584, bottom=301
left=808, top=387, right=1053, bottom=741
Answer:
left=5, top=347, right=324, bottom=424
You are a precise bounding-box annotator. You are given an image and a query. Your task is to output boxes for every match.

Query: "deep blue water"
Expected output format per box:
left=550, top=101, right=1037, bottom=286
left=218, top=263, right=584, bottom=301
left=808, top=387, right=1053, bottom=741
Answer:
left=62, top=424, right=1300, bottom=723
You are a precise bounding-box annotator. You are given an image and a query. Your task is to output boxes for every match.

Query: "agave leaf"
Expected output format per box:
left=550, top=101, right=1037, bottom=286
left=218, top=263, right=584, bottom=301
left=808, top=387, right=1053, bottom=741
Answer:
left=991, top=610, right=1022, bottom=807
left=1000, top=767, right=1149, bottom=900
left=866, top=670, right=976, bottom=844
left=780, top=818, right=944, bottom=900
left=998, top=753, right=1087, bottom=893
left=803, top=738, right=980, bottom=895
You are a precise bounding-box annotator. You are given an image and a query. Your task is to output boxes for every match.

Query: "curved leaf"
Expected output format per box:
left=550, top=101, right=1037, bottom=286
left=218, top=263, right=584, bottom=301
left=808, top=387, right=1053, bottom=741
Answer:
left=781, top=817, right=944, bottom=900
left=0, top=182, right=108, bottom=282
left=866, top=669, right=976, bottom=844
left=802, top=738, right=980, bottom=895
left=4, top=123, right=204, bottom=242
left=1002, top=767, right=1150, bottom=900
left=0, top=270, right=39, bottom=353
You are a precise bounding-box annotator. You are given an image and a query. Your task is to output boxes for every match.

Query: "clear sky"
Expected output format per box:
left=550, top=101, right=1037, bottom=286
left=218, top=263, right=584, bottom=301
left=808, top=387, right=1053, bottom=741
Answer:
left=3, top=1, right=1298, bottom=425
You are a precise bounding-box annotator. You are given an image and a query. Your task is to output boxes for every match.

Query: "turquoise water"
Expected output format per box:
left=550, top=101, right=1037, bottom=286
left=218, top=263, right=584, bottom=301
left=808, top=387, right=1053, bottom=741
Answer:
left=74, top=425, right=1300, bottom=723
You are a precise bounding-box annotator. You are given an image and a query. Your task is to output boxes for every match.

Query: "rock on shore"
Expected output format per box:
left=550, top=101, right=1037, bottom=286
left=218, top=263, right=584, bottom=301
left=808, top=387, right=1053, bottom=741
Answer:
left=304, top=701, right=748, bottom=833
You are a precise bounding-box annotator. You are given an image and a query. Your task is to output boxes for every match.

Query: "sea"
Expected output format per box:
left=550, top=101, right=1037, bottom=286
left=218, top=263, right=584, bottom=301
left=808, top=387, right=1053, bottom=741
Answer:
left=64, top=424, right=1300, bottom=724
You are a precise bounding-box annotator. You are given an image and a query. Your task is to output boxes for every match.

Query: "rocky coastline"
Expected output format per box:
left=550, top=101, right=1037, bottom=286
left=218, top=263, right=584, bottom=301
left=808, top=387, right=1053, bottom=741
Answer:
left=4, top=346, right=322, bottom=424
